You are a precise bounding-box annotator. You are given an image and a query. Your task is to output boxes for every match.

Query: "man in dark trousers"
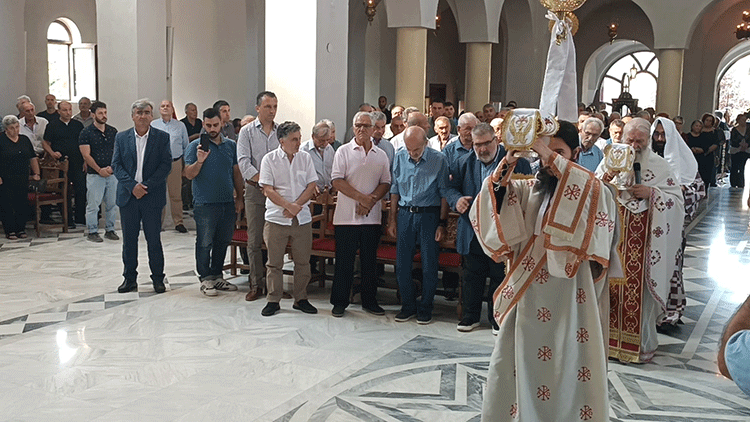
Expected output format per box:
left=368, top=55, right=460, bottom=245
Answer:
left=445, top=123, right=531, bottom=333
left=112, top=99, right=173, bottom=294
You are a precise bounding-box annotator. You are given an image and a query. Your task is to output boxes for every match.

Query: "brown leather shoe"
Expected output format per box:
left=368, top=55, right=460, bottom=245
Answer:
left=245, top=287, right=264, bottom=301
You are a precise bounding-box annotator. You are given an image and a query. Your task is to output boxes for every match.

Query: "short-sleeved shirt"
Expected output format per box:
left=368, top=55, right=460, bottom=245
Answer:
left=0, top=133, right=35, bottom=178
left=184, top=136, right=238, bottom=205
left=79, top=123, right=117, bottom=174
left=300, top=139, right=334, bottom=190
left=372, top=137, right=394, bottom=165
left=180, top=117, right=203, bottom=138
left=390, top=146, right=449, bottom=207
left=577, top=144, right=604, bottom=173
left=725, top=330, right=750, bottom=396
left=151, top=118, right=189, bottom=159
left=442, top=137, right=473, bottom=169
left=258, top=147, right=318, bottom=226
left=331, top=140, right=391, bottom=226
left=18, top=116, right=48, bottom=155
left=43, top=118, right=84, bottom=160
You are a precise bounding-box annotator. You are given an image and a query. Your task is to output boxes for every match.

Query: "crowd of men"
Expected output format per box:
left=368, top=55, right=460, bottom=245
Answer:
left=5, top=90, right=750, bottom=419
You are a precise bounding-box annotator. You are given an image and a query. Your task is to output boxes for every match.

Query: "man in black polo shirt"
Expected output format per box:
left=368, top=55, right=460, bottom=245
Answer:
left=37, top=94, right=60, bottom=122
left=43, top=101, right=86, bottom=228
left=181, top=102, right=202, bottom=209
left=79, top=101, right=119, bottom=242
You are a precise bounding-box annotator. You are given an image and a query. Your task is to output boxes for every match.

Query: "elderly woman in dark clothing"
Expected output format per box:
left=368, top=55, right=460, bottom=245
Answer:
left=0, top=115, right=40, bottom=239
left=729, top=113, right=750, bottom=188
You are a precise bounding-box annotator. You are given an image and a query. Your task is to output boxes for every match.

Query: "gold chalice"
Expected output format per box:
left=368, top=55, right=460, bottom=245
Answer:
left=603, top=143, right=635, bottom=190
left=501, top=109, right=559, bottom=160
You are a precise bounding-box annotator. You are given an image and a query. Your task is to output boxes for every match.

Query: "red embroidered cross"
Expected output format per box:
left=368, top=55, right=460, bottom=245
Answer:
left=521, top=256, right=536, bottom=272
left=537, top=307, right=552, bottom=322
left=507, top=191, right=518, bottom=206
left=576, top=288, right=587, bottom=304
left=580, top=405, right=593, bottom=420
left=535, top=268, right=549, bottom=284
left=537, top=346, right=552, bottom=361
left=577, top=367, right=592, bottom=382
left=501, top=285, right=514, bottom=300
left=595, top=212, right=609, bottom=227
left=576, top=328, right=589, bottom=343
left=510, top=403, right=518, bottom=418
left=537, top=385, right=551, bottom=401
left=563, top=184, right=582, bottom=200
left=653, top=226, right=663, bottom=238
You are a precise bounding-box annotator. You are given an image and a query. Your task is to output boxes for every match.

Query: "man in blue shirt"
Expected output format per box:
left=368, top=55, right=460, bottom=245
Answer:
left=443, top=112, right=479, bottom=170
left=388, top=126, right=450, bottom=324
left=719, top=294, right=750, bottom=396
left=184, top=107, right=245, bottom=296
left=576, top=116, right=605, bottom=172
left=151, top=100, right=190, bottom=232
left=446, top=123, right=531, bottom=333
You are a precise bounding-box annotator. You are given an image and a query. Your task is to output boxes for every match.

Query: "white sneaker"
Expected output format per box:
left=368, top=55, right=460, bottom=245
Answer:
left=200, top=279, right=217, bottom=296
left=213, top=277, right=238, bottom=291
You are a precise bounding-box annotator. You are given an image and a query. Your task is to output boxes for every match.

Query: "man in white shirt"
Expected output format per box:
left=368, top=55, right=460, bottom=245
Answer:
left=18, top=101, right=48, bottom=156
left=384, top=105, right=405, bottom=139
left=428, top=116, right=455, bottom=151
left=300, top=120, right=335, bottom=192
left=391, top=110, right=429, bottom=152
left=258, top=121, right=319, bottom=317
left=330, top=111, right=392, bottom=317
left=151, top=100, right=190, bottom=232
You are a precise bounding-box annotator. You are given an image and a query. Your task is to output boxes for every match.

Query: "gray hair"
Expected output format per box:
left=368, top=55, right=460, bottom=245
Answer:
left=458, top=112, right=479, bottom=127
left=322, top=119, right=336, bottom=130
left=2, top=115, right=20, bottom=129
left=434, top=116, right=450, bottom=126
left=312, top=120, right=331, bottom=138
left=277, top=121, right=301, bottom=140
left=372, top=111, right=387, bottom=123
left=131, top=98, right=154, bottom=115
left=184, top=102, right=196, bottom=113
left=352, top=111, right=374, bottom=126
left=403, top=106, right=419, bottom=121
left=16, top=95, right=31, bottom=111
left=472, top=122, right=495, bottom=140
left=582, top=117, right=604, bottom=135
left=623, top=117, right=651, bottom=139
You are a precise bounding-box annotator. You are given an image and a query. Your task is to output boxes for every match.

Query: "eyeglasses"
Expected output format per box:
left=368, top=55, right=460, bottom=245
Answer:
left=354, top=123, right=372, bottom=129
left=653, top=131, right=666, bottom=139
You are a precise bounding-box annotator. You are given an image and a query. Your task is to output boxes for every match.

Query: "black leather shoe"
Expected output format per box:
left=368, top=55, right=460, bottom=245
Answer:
left=261, top=302, right=281, bottom=316
left=293, top=299, right=318, bottom=314
left=153, top=279, right=166, bottom=293
left=175, top=224, right=188, bottom=233
left=118, top=279, right=138, bottom=293
left=331, top=305, right=346, bottom=318
left=362, top=303, right=385, bottom=316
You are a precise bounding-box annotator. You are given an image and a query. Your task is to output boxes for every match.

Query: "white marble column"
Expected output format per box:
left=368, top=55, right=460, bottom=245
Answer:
left=464, top=42, right=492, bottom=113
left=395, top=27, right=428, bottom=110
left=655, top=48, right=684, bottom=118
left=96, top=0, right=168, bottom=130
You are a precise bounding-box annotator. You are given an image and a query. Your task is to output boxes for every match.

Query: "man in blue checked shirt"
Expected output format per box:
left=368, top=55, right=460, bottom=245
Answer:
left=388, top=126, right=450, bottom=325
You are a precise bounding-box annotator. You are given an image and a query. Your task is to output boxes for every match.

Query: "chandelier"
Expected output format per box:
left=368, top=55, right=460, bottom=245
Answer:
left=736, top=11, right=750, bottom=40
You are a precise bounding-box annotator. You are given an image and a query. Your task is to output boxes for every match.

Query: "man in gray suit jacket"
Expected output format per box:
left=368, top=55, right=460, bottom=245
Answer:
left=112, top=99, right=173, bottom=293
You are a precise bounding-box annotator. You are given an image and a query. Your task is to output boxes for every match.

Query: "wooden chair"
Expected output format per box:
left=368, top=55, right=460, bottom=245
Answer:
left=224, top=209, right=250, bottom=275
left=310, top=190, right=337, bottom=286
left=28, top=157, right=69, bottom=237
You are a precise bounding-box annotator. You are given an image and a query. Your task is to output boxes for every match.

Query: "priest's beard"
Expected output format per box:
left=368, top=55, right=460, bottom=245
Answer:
left=652, top=140, right=665, bottom=157
left=536, top=166, right=558, bottom=196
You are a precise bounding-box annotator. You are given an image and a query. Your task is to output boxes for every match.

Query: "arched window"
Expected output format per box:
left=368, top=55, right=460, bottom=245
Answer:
left=718, top=54, right=750, bottom=119
left=47, top=18, right=97, bottom=101
left=598, top=52, right=659, bottom=114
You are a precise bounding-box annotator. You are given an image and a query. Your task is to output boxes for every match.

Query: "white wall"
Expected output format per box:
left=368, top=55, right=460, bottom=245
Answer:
left=24, top=0, right=97, bottom=107
left=315, top=0, right=349, bottom=134
left=0, top=0, right=26, bottom=116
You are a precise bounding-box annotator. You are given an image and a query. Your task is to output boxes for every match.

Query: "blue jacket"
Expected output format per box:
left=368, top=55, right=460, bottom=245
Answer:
left=446, top=147, right=531, bottom=255
left=112, top=127, right=172, bottom=208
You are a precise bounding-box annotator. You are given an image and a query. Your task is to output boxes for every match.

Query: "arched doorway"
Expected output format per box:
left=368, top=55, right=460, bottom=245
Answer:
left=597, top=51, right=658, bottom=115
left=718, top=50, right=750, bottom=120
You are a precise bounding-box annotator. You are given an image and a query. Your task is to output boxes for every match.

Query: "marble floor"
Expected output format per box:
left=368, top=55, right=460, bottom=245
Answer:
left=1, top=186, right=750, bottom=421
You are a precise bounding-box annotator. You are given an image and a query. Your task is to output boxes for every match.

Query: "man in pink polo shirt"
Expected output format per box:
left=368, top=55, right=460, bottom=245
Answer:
left=329, top=111, right=391, bottom=318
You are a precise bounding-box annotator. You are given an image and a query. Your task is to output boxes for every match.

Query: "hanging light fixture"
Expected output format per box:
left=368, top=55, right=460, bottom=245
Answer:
left=608, top=22, right=618, bottom=44
left=435, top=14, right=441, bottom=31
left=364, top=0, right=377, bottom=24
left=736, top=11, right=750, bottom=40
left=629, top=64, right=638, bottom=80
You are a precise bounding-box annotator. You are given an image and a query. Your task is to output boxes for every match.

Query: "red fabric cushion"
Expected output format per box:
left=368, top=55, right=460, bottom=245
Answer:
left=312, top=238, right=336, bottom=252
left=414, top=251, right=462, bottom=268
left=28, top=193, right=64, bottom=202
left=376, top=244, right=398, bottom=261
left=232, top=229, right=247, bottom=243
left=327, top=222, right=335, bottom=232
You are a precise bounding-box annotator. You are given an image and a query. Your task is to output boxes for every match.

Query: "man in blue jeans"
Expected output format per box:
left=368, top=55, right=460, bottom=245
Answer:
left=388, top=126, right=450, bottom=324
left=79, top=101, right=119, bottom=242
left=184, top=107, right=245, bottom=296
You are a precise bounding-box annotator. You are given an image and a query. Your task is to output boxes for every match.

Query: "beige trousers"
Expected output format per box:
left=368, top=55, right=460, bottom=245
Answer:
left=263, top=218, right=312, bottom=303
left=166, top=159, right=184, bottom=226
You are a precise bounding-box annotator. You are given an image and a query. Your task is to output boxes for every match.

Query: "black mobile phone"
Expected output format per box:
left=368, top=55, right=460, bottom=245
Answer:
left=199, top=133, right=211, bottom=151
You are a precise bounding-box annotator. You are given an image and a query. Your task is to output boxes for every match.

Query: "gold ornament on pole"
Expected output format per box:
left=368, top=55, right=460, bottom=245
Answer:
left=541, top=0, right=586, bottom=43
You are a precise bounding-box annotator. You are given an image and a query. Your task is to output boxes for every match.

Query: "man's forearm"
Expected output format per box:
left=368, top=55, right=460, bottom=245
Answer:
left=184, top=161, right=203, bottom=180
left=263, top=185, right=292, bottom=209
left=719, top=296, right=750, bottom=378
left=295, top=182, right=317, bottom=206
left=43, top=140, right=55, bottom=156
left=332, top=179, right=366, bottom=202
left=369, top=182, right=391, bottom=201
left=388, top=193, right=400, bottom=226
left=79, top=147, right=100, bottom=173
left=233, top=166, right=244, bottom=199
left=440, top=198, right=448, bottom=221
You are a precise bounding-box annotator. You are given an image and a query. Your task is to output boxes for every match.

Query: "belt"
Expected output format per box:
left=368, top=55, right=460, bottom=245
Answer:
left=401, top=205, right=440, bottom=213
left=173, top=156, right=183, bottom=162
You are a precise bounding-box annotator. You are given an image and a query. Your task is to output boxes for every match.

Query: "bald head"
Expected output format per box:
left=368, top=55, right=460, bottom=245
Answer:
left=407, top=112, right=430, bottom=133
left=404, top=126, right=428, bottom=162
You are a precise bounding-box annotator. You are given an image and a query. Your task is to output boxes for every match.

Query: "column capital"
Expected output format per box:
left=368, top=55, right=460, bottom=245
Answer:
left=385, top=0, right=439, bottom=29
